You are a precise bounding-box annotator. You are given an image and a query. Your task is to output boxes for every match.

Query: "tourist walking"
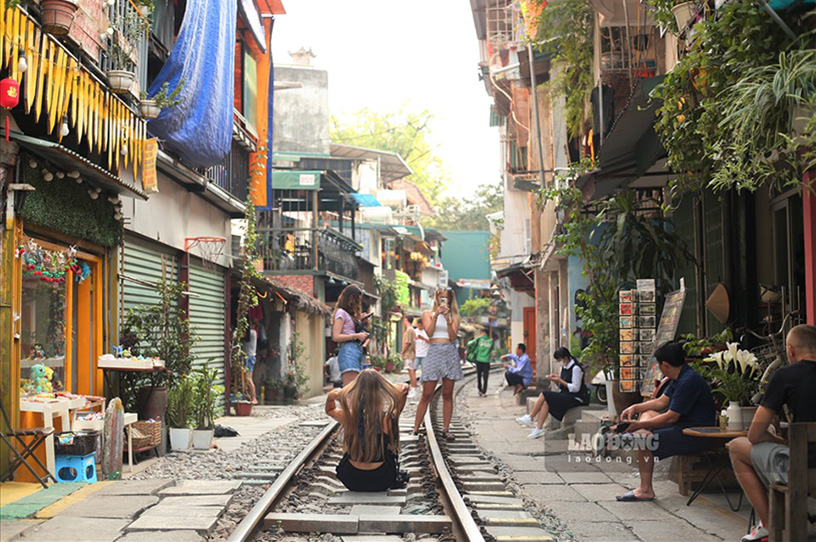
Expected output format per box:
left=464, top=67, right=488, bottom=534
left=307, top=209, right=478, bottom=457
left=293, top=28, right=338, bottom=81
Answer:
left=243, top=320, right=259, bottom=404
left=402, top=315, right=418, bottom=400
left=332, top=285, right=368, bottom=386
left=517, top=347, right=590, bottom=438
left=470, top=327, right=494, bottom=396
left=412, top=287, right=463, bottom=440
left=415, top=318, right=430, bottom=374
left=326, top=369, right=410, bottom=492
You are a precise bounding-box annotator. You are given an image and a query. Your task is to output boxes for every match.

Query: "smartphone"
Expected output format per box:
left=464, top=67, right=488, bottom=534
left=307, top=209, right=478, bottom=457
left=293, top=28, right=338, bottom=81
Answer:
left=614, top=422, right=631, bottom=433
left=440, top=297, right=448, bottom=307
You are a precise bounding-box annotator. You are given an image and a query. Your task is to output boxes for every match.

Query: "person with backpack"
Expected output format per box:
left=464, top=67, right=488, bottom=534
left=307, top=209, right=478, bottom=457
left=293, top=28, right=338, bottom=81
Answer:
left=468, top=328, right=494, bottom=397
left=517, top=347, right=590, bottom=439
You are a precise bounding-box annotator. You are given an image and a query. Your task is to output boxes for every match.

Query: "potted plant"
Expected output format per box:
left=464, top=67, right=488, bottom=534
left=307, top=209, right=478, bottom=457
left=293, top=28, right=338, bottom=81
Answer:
left=139, top=80, right=184, bottom=120
left=232, top=393, right=252, bottom=416
left=191, top=364, right=223, bottom=449
left=698, top=343, right=761, bottom=430
left=120, top=280, right=197, bottom=424
left=166, top=376, right=193, bottom=451
left=264, top=378, right=282, bottom=404
left=41, top=0, right=79, bottom=36
left=106, top=9, right=149, bottom=93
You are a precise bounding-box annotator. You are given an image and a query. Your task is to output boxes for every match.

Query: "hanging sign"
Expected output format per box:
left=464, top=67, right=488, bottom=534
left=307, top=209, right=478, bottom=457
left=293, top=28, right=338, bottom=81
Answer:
left=142, top=138, right=159, bottom=193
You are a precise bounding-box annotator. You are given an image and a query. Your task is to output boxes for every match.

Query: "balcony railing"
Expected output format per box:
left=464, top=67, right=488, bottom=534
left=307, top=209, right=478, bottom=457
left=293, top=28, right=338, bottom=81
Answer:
left=258, top=227, right=363, bottom=282
left=194, top=141, right=250, bottom=202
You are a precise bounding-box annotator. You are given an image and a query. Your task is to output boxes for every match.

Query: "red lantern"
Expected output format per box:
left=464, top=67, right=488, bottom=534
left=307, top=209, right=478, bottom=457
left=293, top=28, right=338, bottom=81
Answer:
left=1, top=78, right=20, bottom=142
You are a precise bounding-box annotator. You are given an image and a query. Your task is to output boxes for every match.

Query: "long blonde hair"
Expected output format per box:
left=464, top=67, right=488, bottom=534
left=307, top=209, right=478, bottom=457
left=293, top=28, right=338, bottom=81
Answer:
left=338, top=369, right=401, bottom=462
left=432, top=288, right=460, bottom=323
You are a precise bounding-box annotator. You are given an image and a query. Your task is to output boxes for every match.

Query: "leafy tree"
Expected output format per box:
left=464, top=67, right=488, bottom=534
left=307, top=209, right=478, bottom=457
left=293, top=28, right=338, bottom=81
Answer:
left=460, top=297, right=491, bottom=318
left=430, top=180, right=503, bottom=231
left=330, top=107, right=450, bottom=204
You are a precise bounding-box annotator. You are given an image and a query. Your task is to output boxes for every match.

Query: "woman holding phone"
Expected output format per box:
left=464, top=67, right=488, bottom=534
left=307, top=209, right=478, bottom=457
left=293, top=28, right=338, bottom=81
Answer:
left=332, top=285, right=369, bottom=385
left=412, top=287, right=462, bottom=440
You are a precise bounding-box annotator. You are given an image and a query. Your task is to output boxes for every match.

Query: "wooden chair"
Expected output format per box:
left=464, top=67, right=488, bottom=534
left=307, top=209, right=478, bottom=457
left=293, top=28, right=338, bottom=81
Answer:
left=0, top=398, right=57, bottom=488
left=769, top=422, right=816, bottom=542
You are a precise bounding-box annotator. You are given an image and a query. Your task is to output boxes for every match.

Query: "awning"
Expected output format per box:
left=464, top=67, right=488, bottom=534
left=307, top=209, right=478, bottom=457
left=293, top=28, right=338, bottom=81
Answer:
left=495, top=260, right=535, bottom=292
left=350, top=193, right=382, bottom=207
left=578, top=75, right=668, bottom=201
left=330, top=143, right=413, bottom=183
left=11, top=133, right=148, bottom=200
left=271, top=170, right=323, bottom=190
left=238, top=0, right=266, bottom=53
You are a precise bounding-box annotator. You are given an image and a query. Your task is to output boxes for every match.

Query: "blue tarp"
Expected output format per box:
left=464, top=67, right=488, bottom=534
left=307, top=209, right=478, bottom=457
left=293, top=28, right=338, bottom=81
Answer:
left=147, top=0, right=237, bottom=168
left=350, top=193, right=382, bottom=207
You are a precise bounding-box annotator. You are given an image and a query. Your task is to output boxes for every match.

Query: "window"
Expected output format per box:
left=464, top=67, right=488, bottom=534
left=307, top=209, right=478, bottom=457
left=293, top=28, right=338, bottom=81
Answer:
left=243, top=50, right=258, bottom=132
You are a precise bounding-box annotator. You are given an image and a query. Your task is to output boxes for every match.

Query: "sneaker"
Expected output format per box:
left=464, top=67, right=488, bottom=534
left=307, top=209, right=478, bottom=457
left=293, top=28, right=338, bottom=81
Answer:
left=741, top=524, right=769, bottom=542
left=528, top=427, right=546, bottom=439
left=407, top=388, right=418, bottom=401
left=517, top=414, right=533, bottom=427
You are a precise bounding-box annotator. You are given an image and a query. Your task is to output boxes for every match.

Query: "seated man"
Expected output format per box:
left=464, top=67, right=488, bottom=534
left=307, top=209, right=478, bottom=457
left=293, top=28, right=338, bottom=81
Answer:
left=616, top=341, right=717, bottom=501
left=502, top=343, right=533, bottom=395
left=727, top=324, right=816, bottom=542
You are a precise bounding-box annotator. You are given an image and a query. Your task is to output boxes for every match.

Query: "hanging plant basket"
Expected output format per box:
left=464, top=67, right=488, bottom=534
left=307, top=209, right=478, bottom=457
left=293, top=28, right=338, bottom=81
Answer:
left=139, top=100, right=161, bottom=120
left=41, top=0, right=78, bottom=36
left=671, top=2, right=697, bottom=33
left=106, top=70, right=136, bottom=94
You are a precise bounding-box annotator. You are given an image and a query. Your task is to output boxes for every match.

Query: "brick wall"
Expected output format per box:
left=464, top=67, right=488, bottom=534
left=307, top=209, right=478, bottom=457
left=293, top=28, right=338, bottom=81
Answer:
left=276, top=275, right=314, bottom=296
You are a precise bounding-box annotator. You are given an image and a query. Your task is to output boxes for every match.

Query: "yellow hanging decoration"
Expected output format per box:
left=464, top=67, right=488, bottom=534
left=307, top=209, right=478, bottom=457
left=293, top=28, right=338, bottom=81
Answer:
left=3, top=5, right=146, bottom=176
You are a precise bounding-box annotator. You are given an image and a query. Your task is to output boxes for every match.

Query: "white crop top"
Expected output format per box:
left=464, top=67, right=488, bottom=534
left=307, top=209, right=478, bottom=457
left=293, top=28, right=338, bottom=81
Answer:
left=430, top=314, right=451, bottom=340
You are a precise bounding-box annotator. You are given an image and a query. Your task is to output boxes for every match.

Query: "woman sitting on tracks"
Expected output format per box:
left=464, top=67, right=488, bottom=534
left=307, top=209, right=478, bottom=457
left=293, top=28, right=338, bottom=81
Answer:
left=412, top=287, right=463, bottom=440
left=326, top=369, right=411, bottom=492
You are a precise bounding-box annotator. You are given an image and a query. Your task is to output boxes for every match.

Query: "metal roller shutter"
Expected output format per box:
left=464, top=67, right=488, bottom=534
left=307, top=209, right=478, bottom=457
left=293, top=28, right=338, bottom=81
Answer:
left=121, top=238, right=178, bottom=322
left=188, top=258, right=227, bottom=389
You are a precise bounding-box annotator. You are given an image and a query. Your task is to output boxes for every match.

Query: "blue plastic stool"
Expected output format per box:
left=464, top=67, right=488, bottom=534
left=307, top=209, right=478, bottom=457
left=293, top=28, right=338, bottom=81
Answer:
left=54, top=453, right=97, bottom=483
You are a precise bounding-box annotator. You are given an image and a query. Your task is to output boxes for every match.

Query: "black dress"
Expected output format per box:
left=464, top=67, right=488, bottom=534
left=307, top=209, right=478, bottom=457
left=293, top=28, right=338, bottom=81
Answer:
left=541, top=360, right=590, bottom=421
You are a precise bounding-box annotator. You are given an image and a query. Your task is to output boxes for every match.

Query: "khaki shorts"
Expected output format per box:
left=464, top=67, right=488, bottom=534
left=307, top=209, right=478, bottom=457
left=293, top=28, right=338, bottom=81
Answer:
left=404, top=358, right=415, bottom=370
left=751, top=442, right=789, bottom=487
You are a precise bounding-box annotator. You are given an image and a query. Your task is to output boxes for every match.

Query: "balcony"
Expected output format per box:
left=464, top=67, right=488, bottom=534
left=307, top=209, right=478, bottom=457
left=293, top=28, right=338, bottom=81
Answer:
left=258, top=227, right=363, bottom=282
left=194, top=141, right=251, bottom=203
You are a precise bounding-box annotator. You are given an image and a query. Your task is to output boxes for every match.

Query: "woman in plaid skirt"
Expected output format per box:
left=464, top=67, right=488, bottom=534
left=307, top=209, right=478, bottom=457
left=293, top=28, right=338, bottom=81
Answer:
left=412, top=288, right=463, bottom=440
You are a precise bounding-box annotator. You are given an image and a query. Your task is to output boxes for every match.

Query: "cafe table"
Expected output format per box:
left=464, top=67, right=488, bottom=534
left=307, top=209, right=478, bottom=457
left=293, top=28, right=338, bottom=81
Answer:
left=681, top=426, right=748, bottom=511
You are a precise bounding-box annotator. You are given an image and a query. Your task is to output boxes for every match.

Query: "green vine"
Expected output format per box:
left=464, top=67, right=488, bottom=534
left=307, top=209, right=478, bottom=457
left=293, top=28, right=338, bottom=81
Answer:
left=651, top=2, right=808, bottom=195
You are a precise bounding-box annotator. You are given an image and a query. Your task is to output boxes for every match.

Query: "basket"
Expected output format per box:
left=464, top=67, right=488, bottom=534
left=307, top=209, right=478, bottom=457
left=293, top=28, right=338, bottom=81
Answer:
left=130, top=419, right=162, bottom=447
left=54, top=431, right=99, bottom=456
left=125, top=427, right=152, bottom=451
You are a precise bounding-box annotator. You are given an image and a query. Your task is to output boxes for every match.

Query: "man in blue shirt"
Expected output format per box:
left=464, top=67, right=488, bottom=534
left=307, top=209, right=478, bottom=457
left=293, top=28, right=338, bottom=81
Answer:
left=615, top=341, right=717, bottom=502
left=502, top=343, right=533, bottom=395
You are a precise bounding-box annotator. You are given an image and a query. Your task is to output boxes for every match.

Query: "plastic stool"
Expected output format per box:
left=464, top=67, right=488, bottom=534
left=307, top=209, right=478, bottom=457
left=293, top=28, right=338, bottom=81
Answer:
left=54, top=453, right=97, bottom=483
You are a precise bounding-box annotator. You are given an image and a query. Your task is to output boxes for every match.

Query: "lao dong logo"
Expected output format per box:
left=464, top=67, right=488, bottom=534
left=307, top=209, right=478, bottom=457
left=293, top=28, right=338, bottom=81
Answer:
left=568, top=432, right=660, bottom=454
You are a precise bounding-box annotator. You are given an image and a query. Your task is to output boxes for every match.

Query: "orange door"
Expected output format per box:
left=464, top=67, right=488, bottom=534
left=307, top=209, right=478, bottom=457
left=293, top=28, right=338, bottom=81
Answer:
left=523, top=307, right=537, bottom=379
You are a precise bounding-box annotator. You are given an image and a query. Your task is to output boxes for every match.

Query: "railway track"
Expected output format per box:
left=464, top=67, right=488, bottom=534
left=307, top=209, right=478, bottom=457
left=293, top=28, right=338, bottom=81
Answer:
left=226, top=365, right=551, bottom=542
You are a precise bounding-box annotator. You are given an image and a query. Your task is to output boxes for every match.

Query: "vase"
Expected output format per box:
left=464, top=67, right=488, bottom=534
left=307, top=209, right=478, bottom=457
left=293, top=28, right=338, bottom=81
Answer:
left=726, top=401, right=743, bottom=431
left=192, top=429, right=214, bottom=450
left=41, top=0, right=78, bottom=36
left=233, top=401, right=252, bottom=416
left=136, top=386, right=167, bottom=422
left=106, top=70, right=136, bottom=94
left=168, top=427, right=191, bottom=451
left=671, top=2, right=697, bottom=32
left=139, top=100, right=161, bottom=120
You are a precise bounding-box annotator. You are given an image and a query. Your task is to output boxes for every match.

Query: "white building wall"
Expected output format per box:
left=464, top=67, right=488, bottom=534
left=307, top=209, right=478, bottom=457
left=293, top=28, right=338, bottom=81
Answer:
left=122, top=172, right=233, bottom=267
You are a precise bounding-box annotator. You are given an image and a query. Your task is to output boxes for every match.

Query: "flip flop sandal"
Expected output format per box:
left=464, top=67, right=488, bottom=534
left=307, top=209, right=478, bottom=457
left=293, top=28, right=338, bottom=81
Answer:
left=616, top=490, right=654, bottom=502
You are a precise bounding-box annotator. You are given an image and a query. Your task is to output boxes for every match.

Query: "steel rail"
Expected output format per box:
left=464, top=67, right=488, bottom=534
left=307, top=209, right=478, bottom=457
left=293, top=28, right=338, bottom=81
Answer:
left=424, top=365, right=486, bottom=542
left=227, top=419, right=339, bottom=542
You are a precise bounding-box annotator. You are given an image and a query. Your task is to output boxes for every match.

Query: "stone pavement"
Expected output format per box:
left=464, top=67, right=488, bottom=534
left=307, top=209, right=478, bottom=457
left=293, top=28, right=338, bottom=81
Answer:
left=0, top=479, right=242, bottom=542
left=465, top=375, right=750, bottom=542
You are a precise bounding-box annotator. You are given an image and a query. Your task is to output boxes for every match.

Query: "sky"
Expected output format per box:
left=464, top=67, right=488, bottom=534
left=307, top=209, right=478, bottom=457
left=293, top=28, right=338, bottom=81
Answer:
left=272, top=0, right=501, bottom=197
